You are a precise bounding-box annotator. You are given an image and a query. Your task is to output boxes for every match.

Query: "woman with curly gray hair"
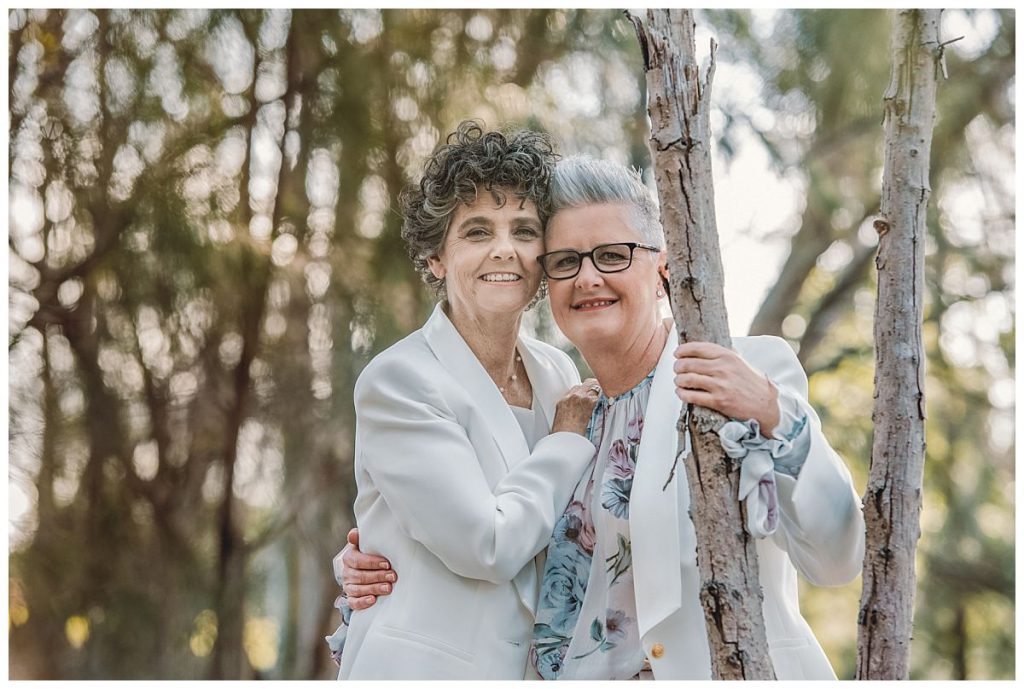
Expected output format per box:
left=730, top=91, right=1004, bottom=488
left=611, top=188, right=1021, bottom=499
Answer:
left=327, top=121, right=601, bottom=679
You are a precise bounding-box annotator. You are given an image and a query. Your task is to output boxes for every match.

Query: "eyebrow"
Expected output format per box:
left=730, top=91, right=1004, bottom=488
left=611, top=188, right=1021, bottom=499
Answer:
left=456, top=215, right=541, bottom=230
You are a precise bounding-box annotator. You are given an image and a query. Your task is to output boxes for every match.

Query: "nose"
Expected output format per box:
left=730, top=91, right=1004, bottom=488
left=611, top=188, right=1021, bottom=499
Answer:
left=490, top=233, right=515, bottom=261
left=573, top=255, right=604, bottom=289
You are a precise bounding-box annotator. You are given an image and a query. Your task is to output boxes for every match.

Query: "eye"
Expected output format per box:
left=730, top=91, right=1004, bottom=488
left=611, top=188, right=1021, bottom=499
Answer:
left=596, top=246, right=630, bottom=264
left=514, top=226, right=540, bottom=239
left=465, top=227, right=489, bottom=238
left=553, top=253, right=580, bottom=269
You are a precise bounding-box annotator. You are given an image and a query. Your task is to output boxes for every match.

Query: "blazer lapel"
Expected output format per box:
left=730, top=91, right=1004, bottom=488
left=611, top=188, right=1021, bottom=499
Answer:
left=421, top=303, right=530, bottom=472
left=517, top=338, right=561, bottom=434
left=508, top=339, right=571, bottom=617
left=630, top=321, right=690, bottom=638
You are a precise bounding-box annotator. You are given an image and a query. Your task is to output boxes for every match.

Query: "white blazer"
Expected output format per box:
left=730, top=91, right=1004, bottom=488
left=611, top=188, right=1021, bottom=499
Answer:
left=628, top=322, right=866, bottom=680
left=338, top=304, right=596, bottom=680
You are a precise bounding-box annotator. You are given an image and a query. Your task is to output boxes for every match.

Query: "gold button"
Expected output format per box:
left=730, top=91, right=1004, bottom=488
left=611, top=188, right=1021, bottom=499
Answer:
left=651, top=643, right=665, bottom=659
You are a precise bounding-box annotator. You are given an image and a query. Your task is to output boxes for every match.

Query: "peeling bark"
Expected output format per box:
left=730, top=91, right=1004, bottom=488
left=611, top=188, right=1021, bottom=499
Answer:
left=628, top=10, right=775, bottom=680
left=856, top=9, right=938, bottom=680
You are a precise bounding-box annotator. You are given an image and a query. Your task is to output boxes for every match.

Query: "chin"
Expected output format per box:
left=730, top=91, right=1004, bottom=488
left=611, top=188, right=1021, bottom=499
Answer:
left=484, top=294, right=533, bottom=315
left=566, top=319, right=620, bottom=347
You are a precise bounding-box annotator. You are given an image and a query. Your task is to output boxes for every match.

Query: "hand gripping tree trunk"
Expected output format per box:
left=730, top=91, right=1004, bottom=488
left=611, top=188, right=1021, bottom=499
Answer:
left=857, top=9, right=939, bottom=680
left=628, top=10, right=775, bottom=680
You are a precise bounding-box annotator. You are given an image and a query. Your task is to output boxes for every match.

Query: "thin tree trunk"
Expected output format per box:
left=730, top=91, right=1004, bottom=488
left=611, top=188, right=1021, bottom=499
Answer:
left=208, top=13, right=265, bottom=680
left=628, top=9, right=775, bottom=680
left=856, top=8, right=939, bottom=680
left=36, top=328, right=59, bottom=525
left=952, top=602, right=967, bottom=680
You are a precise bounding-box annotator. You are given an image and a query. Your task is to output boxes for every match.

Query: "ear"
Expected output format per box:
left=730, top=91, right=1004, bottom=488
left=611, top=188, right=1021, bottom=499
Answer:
left=427, top=254, right=446, bottom=280
left=657, top=252, right=669, bottom=284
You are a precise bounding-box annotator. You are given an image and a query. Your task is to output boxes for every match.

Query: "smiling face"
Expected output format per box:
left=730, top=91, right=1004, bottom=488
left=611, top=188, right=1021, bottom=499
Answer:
left=545, top=202, right=666, bottom=355
left=427, top=189, right=544, bottom=324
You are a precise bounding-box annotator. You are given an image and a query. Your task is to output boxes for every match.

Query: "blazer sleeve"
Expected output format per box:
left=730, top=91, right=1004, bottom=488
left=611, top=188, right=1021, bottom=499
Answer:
left=754, top=337, right=866, bottom=586
left=354, top=357, right=595, bottom=584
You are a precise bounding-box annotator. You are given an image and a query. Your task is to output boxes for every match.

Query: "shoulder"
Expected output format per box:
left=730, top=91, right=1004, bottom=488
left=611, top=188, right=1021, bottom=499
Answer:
left=355, top=329, right=441, bottom=403
left=732, top=334, right=795, bottom=360
left=733, top=335, right=807, bottom=395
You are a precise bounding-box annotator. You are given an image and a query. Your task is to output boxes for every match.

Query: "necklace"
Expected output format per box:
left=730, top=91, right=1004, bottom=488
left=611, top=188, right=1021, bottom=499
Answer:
left=498, top=352, right=523, bottom=394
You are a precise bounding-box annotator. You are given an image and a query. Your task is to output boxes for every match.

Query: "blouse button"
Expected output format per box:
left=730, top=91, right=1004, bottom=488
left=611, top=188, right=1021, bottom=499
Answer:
left=651, top=643, right=665, bottom=659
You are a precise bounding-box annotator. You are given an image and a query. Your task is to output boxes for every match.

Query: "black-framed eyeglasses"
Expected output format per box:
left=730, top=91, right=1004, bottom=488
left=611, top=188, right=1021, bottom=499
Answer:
left=537, top=242, right=662, bottom=280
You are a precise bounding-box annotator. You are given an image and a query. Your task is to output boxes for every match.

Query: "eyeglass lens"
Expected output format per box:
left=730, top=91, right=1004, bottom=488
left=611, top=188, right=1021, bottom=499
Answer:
left=543, top=243, right=635, bottom=278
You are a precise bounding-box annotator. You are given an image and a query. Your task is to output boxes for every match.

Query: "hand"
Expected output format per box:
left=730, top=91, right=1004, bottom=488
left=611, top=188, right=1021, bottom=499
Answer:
left=551, top=378, right=602, bottom=436
left=673, top=342, right=780, bottom=437
left=333, top=528, right=397, bottom=611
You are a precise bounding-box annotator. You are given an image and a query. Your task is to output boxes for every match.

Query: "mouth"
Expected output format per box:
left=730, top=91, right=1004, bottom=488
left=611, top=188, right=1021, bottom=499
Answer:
left=480, top=272, right=523, bottom=283
left=571, top=298, right=618, bottom=311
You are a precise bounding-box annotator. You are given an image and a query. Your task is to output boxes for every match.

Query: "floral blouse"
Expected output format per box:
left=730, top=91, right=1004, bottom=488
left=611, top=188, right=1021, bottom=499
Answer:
left=530, top=370, right=811, bottom=680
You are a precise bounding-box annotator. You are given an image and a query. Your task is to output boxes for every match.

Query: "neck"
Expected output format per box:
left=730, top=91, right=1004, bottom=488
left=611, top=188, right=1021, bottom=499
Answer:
left=582, top=318, right=668, bottom=397
left=444, top=302, right=523, bottom=380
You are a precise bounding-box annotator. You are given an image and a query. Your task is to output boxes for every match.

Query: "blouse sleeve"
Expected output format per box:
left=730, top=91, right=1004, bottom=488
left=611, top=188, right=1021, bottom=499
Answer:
left=324, top=594, right=352, bottom=666
left=716, top=376, right=812, bottom=538
left=717, top=337, right=864, bottom=586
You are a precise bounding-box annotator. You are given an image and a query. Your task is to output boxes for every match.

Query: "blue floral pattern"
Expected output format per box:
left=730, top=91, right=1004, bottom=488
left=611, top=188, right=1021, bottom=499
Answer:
left=531, top=371, right=653, bottom=680
left=531, top=369, right=814, bottom=680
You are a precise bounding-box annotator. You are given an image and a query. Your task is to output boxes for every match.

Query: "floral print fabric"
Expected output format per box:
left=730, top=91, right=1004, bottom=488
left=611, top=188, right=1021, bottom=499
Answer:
left=530, top=373, right=812, bottom=680
left=531, top=371, right=653, bottom=680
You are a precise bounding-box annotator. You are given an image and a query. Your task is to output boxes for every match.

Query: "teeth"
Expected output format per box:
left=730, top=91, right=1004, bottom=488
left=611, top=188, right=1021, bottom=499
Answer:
left=481, top=273, right=521, bottom=282
left=577, top=300, right=615, bottom=308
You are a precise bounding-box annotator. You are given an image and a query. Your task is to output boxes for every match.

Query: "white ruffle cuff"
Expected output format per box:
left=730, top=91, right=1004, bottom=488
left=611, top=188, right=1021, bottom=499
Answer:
left=717, top=383, right=811, bottom=539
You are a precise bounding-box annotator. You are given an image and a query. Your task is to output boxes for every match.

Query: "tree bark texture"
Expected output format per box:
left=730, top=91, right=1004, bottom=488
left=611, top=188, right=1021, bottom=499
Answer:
left=856, top=9, right=938, bottom=680
left=628, top=9, right=775, bottom=680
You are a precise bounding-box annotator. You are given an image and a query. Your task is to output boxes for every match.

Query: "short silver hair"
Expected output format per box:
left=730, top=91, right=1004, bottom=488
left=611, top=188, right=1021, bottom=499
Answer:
left=549, top=155, right=665, bottom=248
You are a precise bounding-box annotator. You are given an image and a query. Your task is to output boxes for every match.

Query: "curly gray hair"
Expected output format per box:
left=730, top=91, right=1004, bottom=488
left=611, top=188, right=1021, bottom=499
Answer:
left=399, top=120, right=558, bottom=300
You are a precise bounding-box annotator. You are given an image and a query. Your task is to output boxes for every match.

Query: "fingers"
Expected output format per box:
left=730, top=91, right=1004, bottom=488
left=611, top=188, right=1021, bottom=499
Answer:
left=342, top=547, right=393, bottom=573
left=347, top=527, right=359, bottom=547
left=673, top=355, right=719, bottom=376
left=562, top=379, right=602, bottom=400
left=346, top=595, right=377, bottom=611
left=341, top=540, right=389, bottom=568
left=674, top=341, right=727, bottom=360
left=674, top=372, right=718, bottom=393
left=344, top=565, right=397, bottom=586
left=675, top=386, right=715, bottom=407
left=345, top=581, right=394, bottom=598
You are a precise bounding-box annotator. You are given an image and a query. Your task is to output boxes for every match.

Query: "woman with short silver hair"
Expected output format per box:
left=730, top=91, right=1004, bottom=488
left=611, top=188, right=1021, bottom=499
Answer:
left=529, top=154, right=863, bottom=680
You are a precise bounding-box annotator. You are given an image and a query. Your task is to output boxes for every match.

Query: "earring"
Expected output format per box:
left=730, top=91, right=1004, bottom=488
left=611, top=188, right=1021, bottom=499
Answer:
left=656, top=288, right=664, bottom=298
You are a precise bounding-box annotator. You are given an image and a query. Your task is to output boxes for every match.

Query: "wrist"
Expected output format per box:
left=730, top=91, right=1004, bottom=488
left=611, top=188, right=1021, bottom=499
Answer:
left=758, top=375, right=780, bottom=438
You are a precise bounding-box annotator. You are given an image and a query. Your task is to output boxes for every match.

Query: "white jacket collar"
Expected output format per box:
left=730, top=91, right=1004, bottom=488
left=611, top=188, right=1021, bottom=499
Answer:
left=631, top=319, right=687, bottom=638
left=421, top=303, right=531, bottom=471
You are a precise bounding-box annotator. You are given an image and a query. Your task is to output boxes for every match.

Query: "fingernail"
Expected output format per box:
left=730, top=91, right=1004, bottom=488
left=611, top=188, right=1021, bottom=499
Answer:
left=385, top=572, right=396, bottom=582
left=378, top=561, right=390, bottom=569
left=381, top=584, right=391, bottom=593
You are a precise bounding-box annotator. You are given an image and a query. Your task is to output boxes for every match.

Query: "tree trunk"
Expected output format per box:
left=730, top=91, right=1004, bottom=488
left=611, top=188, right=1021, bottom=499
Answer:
left=856, top=8, right=938, bottom=680
left=628, top=9, right=775, bottom=680
left=208, top=14, right=265, bottom=680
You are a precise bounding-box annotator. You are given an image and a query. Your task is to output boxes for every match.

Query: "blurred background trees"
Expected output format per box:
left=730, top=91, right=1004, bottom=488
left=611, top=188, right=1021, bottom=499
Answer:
left=7, top=8, right=1014, bottom=680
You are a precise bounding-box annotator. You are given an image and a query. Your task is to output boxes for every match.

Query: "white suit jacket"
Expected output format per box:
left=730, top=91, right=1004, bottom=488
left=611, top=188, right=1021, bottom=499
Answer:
left=628, top=323, right=865, bottom=680
left=338, top=304, right=595, bottom=680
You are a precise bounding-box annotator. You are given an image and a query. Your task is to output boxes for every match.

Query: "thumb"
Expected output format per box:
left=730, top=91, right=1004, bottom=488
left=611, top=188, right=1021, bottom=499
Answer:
left=347, top=527, right=359, bottom=548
